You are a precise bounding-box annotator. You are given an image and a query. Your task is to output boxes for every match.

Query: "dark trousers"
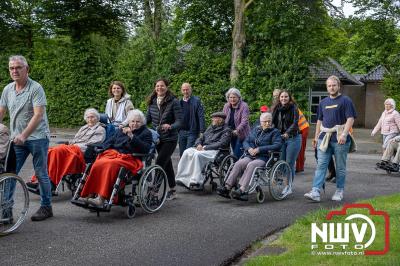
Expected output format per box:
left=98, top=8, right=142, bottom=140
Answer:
left=156, top=140, right=178, bottom=189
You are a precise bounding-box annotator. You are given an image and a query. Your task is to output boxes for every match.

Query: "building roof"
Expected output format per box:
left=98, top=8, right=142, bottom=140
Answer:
left=360, top=65, right=388, bottom=82
left=310, top=58, right=363, bottom=85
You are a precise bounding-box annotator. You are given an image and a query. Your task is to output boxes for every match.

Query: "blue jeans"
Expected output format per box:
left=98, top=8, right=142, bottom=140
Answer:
left=4, top=139, right=52, bottom=207
left=178, top=130, right=198, bottom=157
left=312, top=139, right=350, bottom=190
left=280, top=134, right=301, bottom=183
left=231, top=136, right=244, bottom=159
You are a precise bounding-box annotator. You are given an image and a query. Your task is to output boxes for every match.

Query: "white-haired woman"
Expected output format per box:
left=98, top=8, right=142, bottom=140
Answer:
left=223, top=88, right=251, bottom=158
left=79, top=109, right=152, bottom=207
left=371, top=98, right=400, bottom=149
left=27, top=108, right=106, bottom=189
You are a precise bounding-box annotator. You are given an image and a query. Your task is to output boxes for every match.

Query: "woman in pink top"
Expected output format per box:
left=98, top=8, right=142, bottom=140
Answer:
left=371, top=98, right=400, bottom=148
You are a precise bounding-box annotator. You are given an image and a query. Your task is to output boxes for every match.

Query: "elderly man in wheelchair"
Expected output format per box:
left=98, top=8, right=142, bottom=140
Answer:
left=176, top=111, right=232, bottom=191
left=217, top=112, right=284, bottom=201
left=71, top=109, right=167, bottom=217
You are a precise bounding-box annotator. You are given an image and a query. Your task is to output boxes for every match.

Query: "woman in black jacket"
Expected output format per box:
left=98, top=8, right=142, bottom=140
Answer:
left=271, top=90, right=301, bottom=197
left=146, top=78, right=183, bottom=200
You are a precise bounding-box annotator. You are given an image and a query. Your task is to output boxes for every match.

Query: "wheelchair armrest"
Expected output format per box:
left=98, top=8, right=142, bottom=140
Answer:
left=56, top=141, right=69, bottom=145
left=131, top=153, right=151, bottom=159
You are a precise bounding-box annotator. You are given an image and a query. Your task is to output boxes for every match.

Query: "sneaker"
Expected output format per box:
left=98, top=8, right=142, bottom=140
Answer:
left=166, top=190, right=177, bottom=200
left=26, top=182, right=39, bottom=190
left=304, top=188, right=320, bottom=202
left=332, top=189, right=344, bottom=201
left=281, top=186, right=293, bottom=197
left=231, top=188, right=249, bottom=201
left=31, top=206, right=53, bottom=221
left=216, top=186, right=231, bottom=199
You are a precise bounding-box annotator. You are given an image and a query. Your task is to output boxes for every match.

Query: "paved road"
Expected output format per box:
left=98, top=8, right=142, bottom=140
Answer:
left=1, top=142, right=399, bottom=265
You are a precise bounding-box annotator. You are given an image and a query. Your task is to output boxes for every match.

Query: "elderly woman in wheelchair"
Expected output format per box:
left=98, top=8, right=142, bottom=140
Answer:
left=26, top=108, right=105, bottom=195
left=74, top=109, right=152, bottom=209
left=175, top=112, right=232, bottom=190
left=217, top=112, right=283, bottom=201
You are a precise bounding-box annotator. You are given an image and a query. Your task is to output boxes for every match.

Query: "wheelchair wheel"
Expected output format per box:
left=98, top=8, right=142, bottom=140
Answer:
left=0, top=173, right=29, bottom=236
left=268, top=160, right=291, bottom=201
left=218, top=155, right=237, bottom=186
left=256, top=186, right=265, bottom=204
left=126, top=202, right=136, bottom=219
left=138, top=165, right=167, bottom=213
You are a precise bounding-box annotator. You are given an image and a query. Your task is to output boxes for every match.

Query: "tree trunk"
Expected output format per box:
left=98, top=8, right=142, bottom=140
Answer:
left=153, top=0, right=162, bottom=39
left=143, top=0, right=153, bottom=29
left=230, top=0, right=252, bottom=83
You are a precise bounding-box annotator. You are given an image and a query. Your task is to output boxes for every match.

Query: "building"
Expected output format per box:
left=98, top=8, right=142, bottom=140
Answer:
left=309, top=58, right=387, bottom=128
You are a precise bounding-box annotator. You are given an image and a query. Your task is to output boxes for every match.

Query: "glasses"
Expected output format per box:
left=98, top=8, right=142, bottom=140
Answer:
left=9, top=66, right=24, bottom=71
left=260, top=120, right=271, bottom=123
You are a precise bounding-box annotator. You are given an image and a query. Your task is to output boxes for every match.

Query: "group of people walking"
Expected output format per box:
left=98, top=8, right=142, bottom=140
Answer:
left=0, top=54, right=358, bottom=224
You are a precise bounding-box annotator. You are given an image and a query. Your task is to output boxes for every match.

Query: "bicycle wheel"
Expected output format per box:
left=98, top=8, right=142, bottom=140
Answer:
left=0, top=173, right=29, bottom=236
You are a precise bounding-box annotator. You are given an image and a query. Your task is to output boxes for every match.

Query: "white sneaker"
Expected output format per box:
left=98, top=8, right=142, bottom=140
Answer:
left=281, top=186, right=293, bottom=197
left=304, top=188, right=320, bottom=202
left=332, top=190, right=344, bottom=201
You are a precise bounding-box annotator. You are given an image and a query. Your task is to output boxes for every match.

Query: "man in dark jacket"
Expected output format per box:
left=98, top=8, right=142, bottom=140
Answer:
left=176, top=112, right=231, bottom=189
left=178, top=83, right=206, bottom=156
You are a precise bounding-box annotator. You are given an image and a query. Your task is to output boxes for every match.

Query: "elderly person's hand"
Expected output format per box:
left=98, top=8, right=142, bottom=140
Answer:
left=161, top=124, right=171, bottom=131
left=232, top=130, right=238, bottom=136
left=248, top=147, right=259, bottom=157
left=196, top=144, right=204, bottom=151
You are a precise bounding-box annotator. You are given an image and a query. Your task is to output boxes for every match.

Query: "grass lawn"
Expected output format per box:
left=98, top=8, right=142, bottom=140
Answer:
left=247, top=193, right=400, bottom=266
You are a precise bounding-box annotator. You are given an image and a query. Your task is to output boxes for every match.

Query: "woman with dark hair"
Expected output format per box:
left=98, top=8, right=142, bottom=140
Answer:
left=271, top=90, right=301, bottom=197
left=105, top=81, right=134, bottom=126
left=146, top=78, right=182, bottom=200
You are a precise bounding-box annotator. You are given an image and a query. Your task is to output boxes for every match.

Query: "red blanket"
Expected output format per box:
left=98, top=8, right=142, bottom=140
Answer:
left=31, top=144, right=86, bottom=185
left=80, top=149, right=143, bottom=200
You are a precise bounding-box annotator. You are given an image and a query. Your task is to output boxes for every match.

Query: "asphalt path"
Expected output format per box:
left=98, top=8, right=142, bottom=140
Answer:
left=1, top=146, right=399, bottom=266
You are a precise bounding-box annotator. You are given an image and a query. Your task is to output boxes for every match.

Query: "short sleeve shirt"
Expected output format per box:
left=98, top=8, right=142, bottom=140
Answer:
left=0, top=78, right=50, bottom=140
left=318, top=95, right=356, bottom=142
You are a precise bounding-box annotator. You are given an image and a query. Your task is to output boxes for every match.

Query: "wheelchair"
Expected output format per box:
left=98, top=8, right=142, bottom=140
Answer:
left=71, top=149, right=167, bottom=219
left=0, top=141, right=29, bottom=235
left=223, top=150, right=292, bottom=203
left=194, top=149, right=237, bottom=191
left=27, top=113, right=114, bottom=197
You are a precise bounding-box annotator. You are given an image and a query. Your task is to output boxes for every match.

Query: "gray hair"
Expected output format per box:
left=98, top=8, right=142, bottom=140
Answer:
left=385, top=98, right=396, bottom=109
left=9, top=55, right=29, bottom=67
left=126, top=109, right=146, bottom=125
left=260, top=112, right=272, bottom=121
left=225, top=87, right=242, bottom=101
left=83, top=108, right=100, bottom=121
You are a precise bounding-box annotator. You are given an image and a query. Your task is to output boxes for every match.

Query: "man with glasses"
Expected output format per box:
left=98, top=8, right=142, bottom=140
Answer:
left=0, top=55, right=53, bottom=222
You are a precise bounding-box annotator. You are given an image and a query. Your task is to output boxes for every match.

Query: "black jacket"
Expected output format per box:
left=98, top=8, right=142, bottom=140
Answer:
left=243, top=126, right=282, bottom=162
left=194, top=124, right=232, bottom=151
left=102, top=125, right=152, bottom=154
left=147, top=94, right=183, bottom=142
left=272, top=104, right=299, bottom=137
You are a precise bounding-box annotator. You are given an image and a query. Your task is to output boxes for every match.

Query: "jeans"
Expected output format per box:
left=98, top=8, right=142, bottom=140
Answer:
left=178, top=130, right=198, bottom=157
left=3, top=139, right=52, bottom=207
left=280, top=134, right=301, bottom=184
left=231, top=136, right=244, bottom=159
left=312, top=139, right=350, bottom=190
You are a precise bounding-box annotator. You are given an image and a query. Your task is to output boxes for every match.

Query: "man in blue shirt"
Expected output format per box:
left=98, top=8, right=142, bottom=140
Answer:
left=178, top=83, right=206, bottom=156
left=305, top=75, right=356, bottom=202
